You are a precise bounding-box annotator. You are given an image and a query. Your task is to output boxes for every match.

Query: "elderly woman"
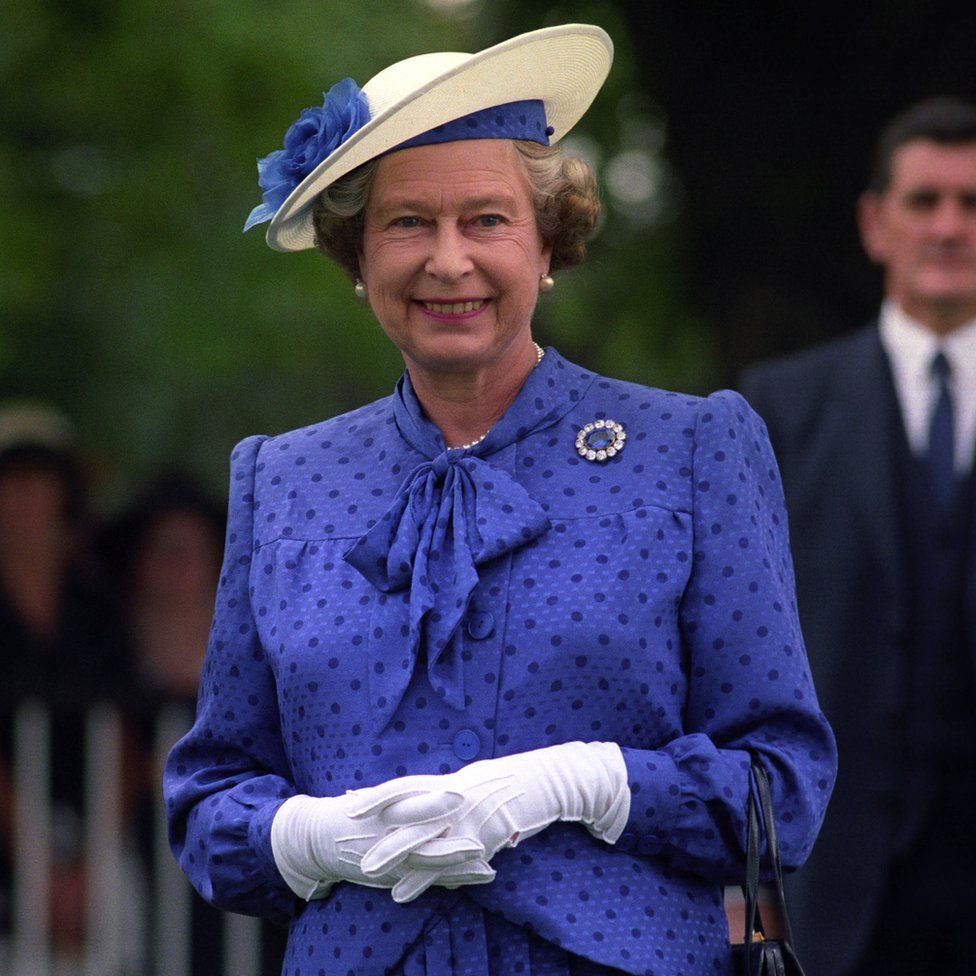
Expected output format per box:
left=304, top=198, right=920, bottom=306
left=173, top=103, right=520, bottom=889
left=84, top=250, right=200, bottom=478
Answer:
left=164, top=24, right=836, bottom=976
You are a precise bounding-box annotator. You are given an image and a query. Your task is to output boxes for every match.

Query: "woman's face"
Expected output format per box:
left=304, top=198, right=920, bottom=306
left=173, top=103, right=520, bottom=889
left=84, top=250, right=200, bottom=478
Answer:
left=358, top=139, right=551, bottom=376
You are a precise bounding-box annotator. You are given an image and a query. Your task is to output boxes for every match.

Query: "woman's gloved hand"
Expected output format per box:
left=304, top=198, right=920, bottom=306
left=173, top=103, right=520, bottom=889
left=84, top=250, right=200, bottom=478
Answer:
left=271, top=782, right=493, bottom=902
left=356, top=741, right=630, bottom=902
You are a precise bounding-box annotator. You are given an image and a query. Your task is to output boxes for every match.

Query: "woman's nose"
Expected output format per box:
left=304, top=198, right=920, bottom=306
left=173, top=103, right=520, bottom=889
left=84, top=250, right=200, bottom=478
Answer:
left=425, top=224, right=474, bottom=281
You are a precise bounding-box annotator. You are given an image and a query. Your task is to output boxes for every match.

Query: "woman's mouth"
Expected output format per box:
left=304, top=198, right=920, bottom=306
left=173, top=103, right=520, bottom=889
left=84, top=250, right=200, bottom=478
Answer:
left=417, top=299, right=489, bottom=320
left=422, top=300, right=485, bottom=313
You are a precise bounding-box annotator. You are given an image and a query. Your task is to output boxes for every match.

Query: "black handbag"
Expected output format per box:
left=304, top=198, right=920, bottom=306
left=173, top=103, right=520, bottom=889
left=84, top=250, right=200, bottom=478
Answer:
left=732, top=761, right=807, bottom=976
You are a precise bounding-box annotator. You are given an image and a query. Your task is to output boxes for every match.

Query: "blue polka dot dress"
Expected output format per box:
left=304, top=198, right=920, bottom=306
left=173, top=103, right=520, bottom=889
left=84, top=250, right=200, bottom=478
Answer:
left=164, top=349, right=836, bottom=976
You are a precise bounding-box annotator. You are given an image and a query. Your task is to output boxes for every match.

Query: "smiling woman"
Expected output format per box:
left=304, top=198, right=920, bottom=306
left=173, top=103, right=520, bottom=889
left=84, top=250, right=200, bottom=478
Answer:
left=313, top=135, right=600, bottom=445
left=164, top=23, right=836, bottom=976
left=356, top=140, right=551, bottom=433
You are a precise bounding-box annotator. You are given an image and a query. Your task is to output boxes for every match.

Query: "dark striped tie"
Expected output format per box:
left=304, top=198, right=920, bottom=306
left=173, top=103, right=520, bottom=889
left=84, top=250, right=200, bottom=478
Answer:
left=927, top=350, right=956, bottom=507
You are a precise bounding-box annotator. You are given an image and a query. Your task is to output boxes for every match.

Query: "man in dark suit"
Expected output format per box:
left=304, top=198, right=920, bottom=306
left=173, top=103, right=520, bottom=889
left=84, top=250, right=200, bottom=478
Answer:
left=740, top=98, right=976, bottom=976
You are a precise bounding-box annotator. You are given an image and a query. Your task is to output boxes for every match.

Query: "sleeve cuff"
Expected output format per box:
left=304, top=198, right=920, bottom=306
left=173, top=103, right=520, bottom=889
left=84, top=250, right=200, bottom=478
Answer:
left=616, top=747, right=683, bottom=856
left=250, top=796, right=297, bottom=891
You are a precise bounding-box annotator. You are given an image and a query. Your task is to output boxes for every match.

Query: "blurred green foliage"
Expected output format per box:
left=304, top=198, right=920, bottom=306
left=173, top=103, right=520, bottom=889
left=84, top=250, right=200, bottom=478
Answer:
left=0, top=0, right=712, bottom=506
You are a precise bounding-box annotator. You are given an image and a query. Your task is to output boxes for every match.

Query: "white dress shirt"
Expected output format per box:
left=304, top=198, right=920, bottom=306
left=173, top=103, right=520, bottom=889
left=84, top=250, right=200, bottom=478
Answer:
left=879, top=299, right=976, bottom=474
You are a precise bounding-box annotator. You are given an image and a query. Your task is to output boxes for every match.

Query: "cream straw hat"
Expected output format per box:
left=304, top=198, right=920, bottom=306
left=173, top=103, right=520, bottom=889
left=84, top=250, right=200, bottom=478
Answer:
left=255, top=24, right=613, bottom=252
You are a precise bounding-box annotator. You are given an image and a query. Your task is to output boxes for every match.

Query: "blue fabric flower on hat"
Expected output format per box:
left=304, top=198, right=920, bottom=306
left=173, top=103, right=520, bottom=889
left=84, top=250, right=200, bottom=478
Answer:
left=243, top=78, right=370, bottom=232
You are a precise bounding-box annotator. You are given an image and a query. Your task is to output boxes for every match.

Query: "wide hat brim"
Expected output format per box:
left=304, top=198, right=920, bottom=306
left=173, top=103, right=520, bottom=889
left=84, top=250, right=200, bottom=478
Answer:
left=266, top=23, right=613, bottom=252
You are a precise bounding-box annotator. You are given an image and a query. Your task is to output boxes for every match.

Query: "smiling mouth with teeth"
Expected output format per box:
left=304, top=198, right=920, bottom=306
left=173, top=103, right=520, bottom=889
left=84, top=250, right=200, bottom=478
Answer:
left=421, top=300, right=486, bottom=314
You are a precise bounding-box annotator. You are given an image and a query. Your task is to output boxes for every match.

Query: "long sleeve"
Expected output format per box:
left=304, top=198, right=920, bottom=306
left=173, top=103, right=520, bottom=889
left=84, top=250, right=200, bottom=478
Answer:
left=163, top=435, right=300, bottom=922
left=615, top=390, right=837, bottom=881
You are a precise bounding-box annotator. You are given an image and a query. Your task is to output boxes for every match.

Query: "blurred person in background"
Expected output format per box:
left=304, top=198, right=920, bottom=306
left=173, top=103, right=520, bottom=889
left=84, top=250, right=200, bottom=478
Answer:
left=100, top=473, right=285, bottom=974
left=741, top=97, right=976, bottom=976
left=0, top=401, right=131, bottom=964
left=101, top=473, right=226, bottom=709
left=0, top=402, right=128, bottom=706
left=165, top=24, right=836, bottom=976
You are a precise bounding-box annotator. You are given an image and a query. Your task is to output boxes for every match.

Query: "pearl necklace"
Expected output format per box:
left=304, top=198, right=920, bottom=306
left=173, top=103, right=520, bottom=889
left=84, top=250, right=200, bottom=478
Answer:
left=448, top=342, right=546, bottom=450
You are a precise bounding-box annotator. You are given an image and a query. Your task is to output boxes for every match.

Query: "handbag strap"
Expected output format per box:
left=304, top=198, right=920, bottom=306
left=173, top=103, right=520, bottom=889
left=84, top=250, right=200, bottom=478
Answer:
left=742, top=767, right=763, bottom=949
left=742, top=760, right=798, bottom=952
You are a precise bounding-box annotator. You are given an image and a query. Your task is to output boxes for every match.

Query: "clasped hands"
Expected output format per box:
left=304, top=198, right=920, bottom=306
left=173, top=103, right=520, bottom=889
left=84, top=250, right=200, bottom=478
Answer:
left=271, top=741, right=629, bottom=904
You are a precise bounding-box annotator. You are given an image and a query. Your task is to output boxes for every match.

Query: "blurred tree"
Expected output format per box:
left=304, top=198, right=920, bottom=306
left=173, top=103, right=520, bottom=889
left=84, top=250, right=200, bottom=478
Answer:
left=0, top=0, right=701, bottom=502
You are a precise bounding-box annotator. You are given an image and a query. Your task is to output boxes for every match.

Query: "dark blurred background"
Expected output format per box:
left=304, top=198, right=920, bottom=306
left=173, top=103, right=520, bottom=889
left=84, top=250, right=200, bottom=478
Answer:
left=3, top=0, right=975, bottom=502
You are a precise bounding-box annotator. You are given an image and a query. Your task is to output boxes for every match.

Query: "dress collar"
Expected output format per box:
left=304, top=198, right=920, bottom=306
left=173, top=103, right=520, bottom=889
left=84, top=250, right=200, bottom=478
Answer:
left=345, top=347, right=595, bottom=731
left=392, top=347, right=596, bottom=461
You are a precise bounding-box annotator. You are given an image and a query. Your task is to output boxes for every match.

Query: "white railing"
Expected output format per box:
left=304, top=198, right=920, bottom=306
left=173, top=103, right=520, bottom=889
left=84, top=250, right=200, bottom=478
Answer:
left=3, top=700, right=767, bottom=975
left=3, top=701, right=268, bottom=976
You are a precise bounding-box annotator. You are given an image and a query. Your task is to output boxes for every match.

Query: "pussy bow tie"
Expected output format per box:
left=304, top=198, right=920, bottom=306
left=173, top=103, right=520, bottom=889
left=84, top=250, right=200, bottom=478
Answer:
left=343, top=350, right=594, bottom=731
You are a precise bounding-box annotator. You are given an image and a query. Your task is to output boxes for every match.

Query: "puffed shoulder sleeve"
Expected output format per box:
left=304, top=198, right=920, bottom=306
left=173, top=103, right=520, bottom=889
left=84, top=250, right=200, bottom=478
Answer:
left=617, top=391, right=837, bottom=881
left=163, top=435, right=299, bottom=922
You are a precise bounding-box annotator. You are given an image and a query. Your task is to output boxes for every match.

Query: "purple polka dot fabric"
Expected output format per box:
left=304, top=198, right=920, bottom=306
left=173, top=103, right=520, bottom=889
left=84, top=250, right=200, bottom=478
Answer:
left=164, top=349, right=836, bottom=976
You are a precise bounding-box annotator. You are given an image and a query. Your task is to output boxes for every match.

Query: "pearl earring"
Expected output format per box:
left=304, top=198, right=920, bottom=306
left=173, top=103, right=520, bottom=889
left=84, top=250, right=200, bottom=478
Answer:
left=354, top=279, right=367, bottom=300
left=539, top=273, right=555, bottom=293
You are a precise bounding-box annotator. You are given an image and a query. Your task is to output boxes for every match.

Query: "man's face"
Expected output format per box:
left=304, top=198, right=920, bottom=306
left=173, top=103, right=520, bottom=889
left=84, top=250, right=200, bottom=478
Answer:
left=858, top=139, right=976, bottom=332
left=0, top=465, right=69, bottom=551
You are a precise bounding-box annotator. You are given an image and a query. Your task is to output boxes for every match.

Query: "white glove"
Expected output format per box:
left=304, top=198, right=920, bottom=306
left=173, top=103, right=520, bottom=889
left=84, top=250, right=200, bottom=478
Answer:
left=271, top=783, right=493, bottom=902
left=358, top=741, right=630, bottom=901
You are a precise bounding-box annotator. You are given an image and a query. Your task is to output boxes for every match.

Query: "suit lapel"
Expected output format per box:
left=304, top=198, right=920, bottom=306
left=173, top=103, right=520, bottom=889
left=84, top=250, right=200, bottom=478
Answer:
left=831, top=327, right=907, bottom=613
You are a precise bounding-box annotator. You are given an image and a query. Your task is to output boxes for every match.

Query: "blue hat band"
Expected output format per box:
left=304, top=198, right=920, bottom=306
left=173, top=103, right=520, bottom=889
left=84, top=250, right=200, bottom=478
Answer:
left=394, top=99, right=553, bottom=152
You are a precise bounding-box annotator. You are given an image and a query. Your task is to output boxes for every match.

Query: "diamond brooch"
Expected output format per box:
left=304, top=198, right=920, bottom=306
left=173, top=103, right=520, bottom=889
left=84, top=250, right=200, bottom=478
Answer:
left=575, top=419, right=626, bottom=462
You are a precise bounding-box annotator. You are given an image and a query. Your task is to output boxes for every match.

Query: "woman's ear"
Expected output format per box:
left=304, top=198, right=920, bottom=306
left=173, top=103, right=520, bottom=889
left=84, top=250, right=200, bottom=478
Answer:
left=540, top=238, right=554, bottom=273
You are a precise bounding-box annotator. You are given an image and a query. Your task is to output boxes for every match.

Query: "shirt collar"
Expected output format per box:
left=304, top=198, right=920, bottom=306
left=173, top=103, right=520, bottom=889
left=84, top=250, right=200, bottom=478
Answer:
left=880, top=299, right=976, bottom=382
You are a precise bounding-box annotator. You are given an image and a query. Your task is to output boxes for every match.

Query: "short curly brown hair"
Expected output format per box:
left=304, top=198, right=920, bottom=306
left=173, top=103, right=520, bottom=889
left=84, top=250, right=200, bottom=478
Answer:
left=312, top=140, right=600, bottom=281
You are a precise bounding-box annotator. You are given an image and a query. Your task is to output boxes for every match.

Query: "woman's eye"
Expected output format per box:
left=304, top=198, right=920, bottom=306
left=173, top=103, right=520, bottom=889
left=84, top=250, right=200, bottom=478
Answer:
left=393, top=216, right=421, bottom=228
left=476, top=215, right=502, bottom=227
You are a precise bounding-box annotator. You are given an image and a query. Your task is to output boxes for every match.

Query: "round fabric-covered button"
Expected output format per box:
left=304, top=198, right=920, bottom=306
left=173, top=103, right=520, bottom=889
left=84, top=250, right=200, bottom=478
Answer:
left=452, top=729, right=481, bottom=761
left=466, top=611, right=495, bottom=640
left=637, top=833, right=662, bottom=856
left=616, top=832, right=637, bottom=852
